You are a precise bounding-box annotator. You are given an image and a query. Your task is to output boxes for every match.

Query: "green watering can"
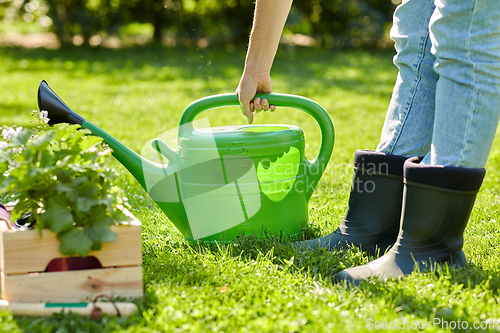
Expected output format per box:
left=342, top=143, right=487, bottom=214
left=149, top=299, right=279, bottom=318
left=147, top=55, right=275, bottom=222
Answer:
left=37, top=81, right=334, bottom=243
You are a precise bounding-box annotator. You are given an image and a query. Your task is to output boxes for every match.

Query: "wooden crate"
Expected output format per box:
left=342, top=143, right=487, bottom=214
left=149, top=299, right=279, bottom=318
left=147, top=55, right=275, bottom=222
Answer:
left=0, top=209, right=143, bottom=303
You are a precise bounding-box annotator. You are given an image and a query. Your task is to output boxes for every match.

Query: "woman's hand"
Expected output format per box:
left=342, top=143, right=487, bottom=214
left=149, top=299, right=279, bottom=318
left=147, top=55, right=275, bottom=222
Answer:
left=235, top=0, right=293, bottom=124
left=236, top=72, right=275, bottom=124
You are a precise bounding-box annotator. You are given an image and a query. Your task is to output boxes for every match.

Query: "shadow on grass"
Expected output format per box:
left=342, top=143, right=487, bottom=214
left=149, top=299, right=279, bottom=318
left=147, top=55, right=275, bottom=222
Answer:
left=177, top=222, right=370, bottom=286
left=449, top=263, right=500, bottom=293
left=368, top=264, right=500, bottom=327
left=184, top=225, right=500, bottom=293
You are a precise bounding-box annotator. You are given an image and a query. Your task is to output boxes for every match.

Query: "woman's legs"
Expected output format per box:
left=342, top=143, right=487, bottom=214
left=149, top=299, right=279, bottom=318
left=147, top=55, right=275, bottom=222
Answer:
left=424, top=0, right=500, bottom=168
left=379, top=0, right=500, bottom=168
left=301, top=0, right=439, bottom=253
left=376, top=0, right=438, bottom=158
left=337, top=0, right=500, bottom=283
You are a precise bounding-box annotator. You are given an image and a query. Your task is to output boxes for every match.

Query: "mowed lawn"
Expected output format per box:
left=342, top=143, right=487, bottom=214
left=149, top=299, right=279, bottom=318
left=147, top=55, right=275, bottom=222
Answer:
left=1, top=44, right=500, bottom=332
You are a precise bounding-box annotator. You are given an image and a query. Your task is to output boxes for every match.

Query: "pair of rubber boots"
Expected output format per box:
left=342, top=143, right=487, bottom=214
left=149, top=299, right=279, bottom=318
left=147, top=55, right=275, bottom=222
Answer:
left=300, top=150, right=485, bottom=284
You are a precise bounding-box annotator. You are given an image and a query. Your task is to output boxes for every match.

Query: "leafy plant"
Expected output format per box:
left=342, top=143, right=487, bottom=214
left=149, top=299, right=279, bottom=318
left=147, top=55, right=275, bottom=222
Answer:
left=0, top=112, right=131, bottom=257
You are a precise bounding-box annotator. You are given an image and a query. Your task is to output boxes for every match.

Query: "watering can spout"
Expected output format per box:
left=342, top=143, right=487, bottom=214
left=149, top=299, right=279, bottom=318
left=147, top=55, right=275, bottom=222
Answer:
left=37, top=80, right=152, bottom=188
left=37, top=81, right=191, bottom=236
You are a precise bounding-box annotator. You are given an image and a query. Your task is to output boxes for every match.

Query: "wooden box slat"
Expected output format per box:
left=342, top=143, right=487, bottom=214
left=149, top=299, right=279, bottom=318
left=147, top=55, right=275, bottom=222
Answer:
left=2, top=266, right=143, bottom=303
left=2, top=224, right=142, bottom=275
left=1, top=207, right=143, bottom=303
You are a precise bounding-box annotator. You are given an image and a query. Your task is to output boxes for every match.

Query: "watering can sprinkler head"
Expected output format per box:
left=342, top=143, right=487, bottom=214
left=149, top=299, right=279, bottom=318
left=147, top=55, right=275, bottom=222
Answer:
left=38, top=80, right=85, bottom=126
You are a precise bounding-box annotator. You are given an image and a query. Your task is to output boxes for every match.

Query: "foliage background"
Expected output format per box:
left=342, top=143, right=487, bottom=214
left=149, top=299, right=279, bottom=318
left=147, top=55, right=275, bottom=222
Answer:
left=0, top=0, right=398, bottom=47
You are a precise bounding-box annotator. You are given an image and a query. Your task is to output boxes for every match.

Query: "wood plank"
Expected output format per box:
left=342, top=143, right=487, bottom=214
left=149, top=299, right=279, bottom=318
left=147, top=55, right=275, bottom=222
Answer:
left=0, top=221, right=4, bottom=291
left=2, top=224, right=142, bottom=274
left=2, top=266, right=143, bottom=303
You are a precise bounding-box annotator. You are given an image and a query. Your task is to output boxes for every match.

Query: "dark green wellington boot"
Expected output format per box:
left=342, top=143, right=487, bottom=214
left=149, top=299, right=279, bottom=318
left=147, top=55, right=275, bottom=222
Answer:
left=297, top=150, right=408, bottom=257
left=336, top=157, right=486, bottom=284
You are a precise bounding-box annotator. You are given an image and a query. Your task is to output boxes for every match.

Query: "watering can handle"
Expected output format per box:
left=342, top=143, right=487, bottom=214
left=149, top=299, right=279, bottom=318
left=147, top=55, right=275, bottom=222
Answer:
left=179, top=93, right=335, bottom=199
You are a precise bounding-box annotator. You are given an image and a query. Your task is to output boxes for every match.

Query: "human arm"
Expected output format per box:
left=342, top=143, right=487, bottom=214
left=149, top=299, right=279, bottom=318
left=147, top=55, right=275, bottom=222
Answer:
left=236, top=0, right=293, bottom=123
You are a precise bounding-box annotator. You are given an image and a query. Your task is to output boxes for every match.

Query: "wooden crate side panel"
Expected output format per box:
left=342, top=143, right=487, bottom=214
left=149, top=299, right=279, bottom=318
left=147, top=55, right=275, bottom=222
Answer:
left=0, top=272, right=4, bottom=302
left=2, top=225, right=142, bottom=275
left=0, top=221, right=6, bottom=287
left=2, top=266, right=143, bottom=303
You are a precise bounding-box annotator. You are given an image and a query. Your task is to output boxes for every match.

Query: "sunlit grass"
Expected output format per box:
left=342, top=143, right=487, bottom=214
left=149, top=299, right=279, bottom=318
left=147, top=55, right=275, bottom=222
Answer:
left=2, top=44, right=500, bottom=332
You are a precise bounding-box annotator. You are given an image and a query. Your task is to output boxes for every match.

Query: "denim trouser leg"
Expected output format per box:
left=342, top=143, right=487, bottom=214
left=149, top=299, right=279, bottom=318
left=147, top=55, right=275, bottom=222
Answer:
left=376, top=0, right=438, bottom=157
left=424, top=0, right=500, bottom=168
left=377, top=0, right=500, bottom=168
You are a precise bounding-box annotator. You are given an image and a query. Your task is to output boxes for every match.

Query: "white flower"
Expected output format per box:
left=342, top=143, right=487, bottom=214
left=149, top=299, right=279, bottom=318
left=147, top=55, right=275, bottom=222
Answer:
left=0, top=141, right=7, bottom=150
left=98, top=148, right=113, bottom=156
left=2, top=127, right=16, bottom=140
left=2, top=126, right=23, bottom=141
left=40, top=110, right=50, bottom=123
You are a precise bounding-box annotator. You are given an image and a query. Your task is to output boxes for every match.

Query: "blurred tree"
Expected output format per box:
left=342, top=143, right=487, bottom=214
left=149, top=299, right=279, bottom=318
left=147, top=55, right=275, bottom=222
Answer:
left=122, top=0, right=254, bottom=45
left=122, top=0, right=181, bottom=43
left=44, top=0, right=122, bottom=45
left=0, top=0, right=53, bottom=31
left=186, top=0, right=254, bottom=44
left=0, top=0, right=396, bottom=48
left=291, top=0, right=395, bottom=48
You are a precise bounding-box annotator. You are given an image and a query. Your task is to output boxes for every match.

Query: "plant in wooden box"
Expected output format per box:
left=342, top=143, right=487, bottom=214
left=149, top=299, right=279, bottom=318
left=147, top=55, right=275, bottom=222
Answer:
left=0, top=112, right=143, bottom=306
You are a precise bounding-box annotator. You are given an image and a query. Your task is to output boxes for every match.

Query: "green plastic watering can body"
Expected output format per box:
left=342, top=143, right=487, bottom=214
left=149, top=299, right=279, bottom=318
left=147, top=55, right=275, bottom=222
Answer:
left=168, top=93, right=334, bottom=243
left=37, top=81, right=334, bottom=243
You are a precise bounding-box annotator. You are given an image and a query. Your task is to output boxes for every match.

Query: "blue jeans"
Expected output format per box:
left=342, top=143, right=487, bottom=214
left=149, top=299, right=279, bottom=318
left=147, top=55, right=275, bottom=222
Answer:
left=376, top=0, right=500, bottom=168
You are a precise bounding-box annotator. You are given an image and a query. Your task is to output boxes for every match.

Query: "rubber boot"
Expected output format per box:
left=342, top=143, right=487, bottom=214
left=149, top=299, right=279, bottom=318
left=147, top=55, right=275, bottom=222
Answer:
left=297, top=150, right=408, bottom=257
left=336, top=157, right=486, bottom=284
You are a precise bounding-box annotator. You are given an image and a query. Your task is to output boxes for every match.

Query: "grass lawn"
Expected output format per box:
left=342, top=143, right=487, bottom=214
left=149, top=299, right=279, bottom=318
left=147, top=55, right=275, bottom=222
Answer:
left=1, top=43, right=500, bottom=332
